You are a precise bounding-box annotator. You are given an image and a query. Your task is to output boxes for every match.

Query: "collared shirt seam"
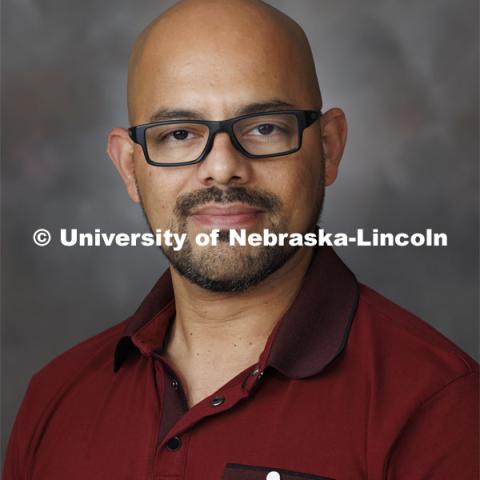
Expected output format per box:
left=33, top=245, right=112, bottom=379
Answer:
left=382, top=369, right=478, bottom=478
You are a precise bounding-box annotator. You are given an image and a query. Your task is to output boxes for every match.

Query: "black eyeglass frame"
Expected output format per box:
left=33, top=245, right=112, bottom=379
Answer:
left=128, top=109, right=322, bottom=167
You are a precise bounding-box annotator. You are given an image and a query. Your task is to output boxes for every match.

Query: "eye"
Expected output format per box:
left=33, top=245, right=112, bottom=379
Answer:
left=171, top=129, right=189, bottom=140
left=255, top=124, right=276, bottom=135
left=158, top=128, right=197, bottom=143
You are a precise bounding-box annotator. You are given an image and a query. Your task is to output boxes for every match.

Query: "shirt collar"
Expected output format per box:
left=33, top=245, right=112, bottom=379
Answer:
left=113, top=245, right=359, bottom=379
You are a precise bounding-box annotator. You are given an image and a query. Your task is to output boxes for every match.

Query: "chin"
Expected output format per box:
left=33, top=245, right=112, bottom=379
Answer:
left=166, top=241, right=297, bottom=293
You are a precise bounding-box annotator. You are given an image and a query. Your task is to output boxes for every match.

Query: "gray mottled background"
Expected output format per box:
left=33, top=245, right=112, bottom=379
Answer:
left=1, top=0, right=478, bottom=460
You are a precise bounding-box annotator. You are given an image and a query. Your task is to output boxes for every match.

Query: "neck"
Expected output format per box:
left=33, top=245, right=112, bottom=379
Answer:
left=166, top=246, right=314, bottom=360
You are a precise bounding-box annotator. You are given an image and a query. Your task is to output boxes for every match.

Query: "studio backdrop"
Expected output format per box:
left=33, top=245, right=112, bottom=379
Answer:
left=2, top=0, right=478, bottom=459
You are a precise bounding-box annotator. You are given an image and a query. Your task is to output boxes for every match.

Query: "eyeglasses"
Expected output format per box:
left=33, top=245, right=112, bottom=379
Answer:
left=128, top=109, right=322, bottom=167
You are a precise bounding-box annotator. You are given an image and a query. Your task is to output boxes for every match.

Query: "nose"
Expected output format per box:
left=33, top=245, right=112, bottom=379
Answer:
left=195, top=131, right=254, bottom=187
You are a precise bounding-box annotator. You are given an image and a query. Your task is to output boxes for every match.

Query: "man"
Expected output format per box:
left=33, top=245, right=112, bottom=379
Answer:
left=4, top=0, right=478, bottom=479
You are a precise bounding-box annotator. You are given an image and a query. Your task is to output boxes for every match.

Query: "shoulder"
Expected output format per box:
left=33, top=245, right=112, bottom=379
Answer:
left=353, top=285, right=480, bottom=476
left=4, top=320, right=130, bottom=476
left=350, top=284, right=478, bottom=395
left=29, top=319, right=129, bottom=395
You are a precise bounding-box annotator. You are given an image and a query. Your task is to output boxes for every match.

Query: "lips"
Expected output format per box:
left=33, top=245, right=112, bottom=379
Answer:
left=190, top=203, right=264, bottom=228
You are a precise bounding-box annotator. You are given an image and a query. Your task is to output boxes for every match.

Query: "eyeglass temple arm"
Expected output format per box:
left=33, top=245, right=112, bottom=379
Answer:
left=305, top=110, right=322, bottom=127
left=128, top=127, right=137, bottom=143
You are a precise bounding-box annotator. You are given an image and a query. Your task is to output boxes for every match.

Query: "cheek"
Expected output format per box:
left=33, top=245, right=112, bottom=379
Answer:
left=289, top=145, right=324, bottom=211
left=133, top=160, right=181, bottom=228
left=286, top=165, right=322, bottom=228
left=256, top=153, right=323, bottom=230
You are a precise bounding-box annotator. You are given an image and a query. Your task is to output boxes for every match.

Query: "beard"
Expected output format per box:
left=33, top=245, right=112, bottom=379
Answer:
left=139, top=183, right=324, bottom=293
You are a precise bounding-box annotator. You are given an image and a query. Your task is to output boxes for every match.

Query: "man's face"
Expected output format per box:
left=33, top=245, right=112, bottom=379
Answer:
left=112, top=5, right=342, bottom=292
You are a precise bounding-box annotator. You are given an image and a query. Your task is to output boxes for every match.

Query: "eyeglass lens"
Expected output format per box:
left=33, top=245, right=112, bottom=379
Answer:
left=144, top=113, right=300, bottom=164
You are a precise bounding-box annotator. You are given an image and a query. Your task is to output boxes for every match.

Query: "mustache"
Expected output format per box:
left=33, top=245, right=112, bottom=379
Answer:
left=174, top=186, right=282, bottom=218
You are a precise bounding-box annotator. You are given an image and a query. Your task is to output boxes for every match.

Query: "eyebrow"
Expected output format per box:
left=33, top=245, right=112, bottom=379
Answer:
left=235, top=100, right=296, bottom=116
left=148, top=100, right=296, bottom=122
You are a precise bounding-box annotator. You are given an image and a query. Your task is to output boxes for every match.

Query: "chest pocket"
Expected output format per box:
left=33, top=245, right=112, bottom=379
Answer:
left=223, top=463, right=335, bottom=480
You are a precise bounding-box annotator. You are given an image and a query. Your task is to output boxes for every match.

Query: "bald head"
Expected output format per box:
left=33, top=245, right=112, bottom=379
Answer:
left=108, top=0, right=347, bottom=293
left=127, top=0, right=322, bottom=125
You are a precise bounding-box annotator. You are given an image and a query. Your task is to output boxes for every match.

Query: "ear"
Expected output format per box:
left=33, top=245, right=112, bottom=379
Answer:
left=107, top=128, right=140, bottom=203
left=320, top=108, right=347, bottom=186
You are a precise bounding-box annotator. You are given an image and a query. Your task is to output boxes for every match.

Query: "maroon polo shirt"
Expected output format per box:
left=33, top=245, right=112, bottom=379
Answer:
left=4, top=246, right=479, bottom=479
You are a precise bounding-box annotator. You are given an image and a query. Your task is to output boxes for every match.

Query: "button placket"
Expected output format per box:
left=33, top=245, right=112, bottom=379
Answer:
left=157, top=380, right=251, bottom=453
left=151, top=356, right=191, bottom=478
left=166, top=435, right=182, bottom=451
left=211, top=395, right=225, bottom=407
left=241, top=365, right=265, bottom=392
left=154, top=430, right=192, bottom=478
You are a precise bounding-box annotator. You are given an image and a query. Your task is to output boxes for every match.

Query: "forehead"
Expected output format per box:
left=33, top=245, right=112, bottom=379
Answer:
left=129, top=20, right=319, bottom=123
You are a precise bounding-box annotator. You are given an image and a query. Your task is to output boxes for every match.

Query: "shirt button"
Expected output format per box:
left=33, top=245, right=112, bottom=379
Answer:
left=266, top=472, right=281, bottom=480
left=171, top=379, right=179, bottom=390
left=211, top=395, right=225, bottom=407
left=166, top=435, right=182, bottom=451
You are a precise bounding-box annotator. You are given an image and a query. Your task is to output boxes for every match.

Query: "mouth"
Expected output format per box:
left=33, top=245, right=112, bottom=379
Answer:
left=190, top=203, right=265, bottom=228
